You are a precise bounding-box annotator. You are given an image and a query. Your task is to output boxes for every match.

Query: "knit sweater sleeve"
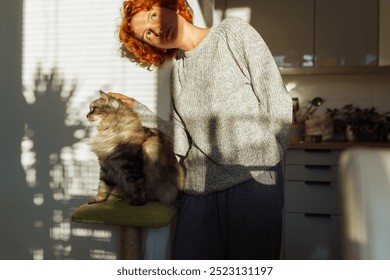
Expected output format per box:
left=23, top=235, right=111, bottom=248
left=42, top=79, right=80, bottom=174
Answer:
left=169, top=61, right=192, bottom=158
left=227, top=18, right=292, bottom=155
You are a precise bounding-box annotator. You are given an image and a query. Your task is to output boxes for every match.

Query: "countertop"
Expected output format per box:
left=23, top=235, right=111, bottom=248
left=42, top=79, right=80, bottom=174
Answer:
left=289, top=141, right=390, bottom=150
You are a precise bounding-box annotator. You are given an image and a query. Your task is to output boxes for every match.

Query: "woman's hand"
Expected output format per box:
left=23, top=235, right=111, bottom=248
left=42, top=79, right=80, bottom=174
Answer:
left=107, top=92, right=135, bottom=108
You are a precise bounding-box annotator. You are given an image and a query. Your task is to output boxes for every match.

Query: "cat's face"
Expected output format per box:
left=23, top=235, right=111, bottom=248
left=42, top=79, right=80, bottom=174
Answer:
left=87, top=91, right=121, bottom=126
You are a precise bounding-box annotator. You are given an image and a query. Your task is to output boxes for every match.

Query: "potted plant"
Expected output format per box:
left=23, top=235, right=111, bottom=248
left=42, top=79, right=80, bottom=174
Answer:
left=326, top=104, right=389, bottom=142
left=326, top=104, right=350, bottom=141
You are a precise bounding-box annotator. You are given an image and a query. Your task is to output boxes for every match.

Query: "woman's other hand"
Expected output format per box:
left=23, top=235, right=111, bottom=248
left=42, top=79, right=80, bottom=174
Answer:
left=107, top=92, right=135, bottom=108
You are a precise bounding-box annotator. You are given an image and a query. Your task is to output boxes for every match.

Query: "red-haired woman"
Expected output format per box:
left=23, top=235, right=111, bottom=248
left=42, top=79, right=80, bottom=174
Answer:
left=110, top=0, right=292, bottom=260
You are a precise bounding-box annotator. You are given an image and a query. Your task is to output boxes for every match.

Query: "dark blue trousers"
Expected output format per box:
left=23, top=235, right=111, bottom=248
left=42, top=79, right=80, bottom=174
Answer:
left=172, top=165, right=284, bottom=260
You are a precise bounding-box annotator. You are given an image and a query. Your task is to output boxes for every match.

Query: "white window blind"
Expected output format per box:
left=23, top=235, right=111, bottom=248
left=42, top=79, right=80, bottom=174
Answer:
left=21, top=0, right=157, bottom=259
left=23, top=0, right=157, bottom=117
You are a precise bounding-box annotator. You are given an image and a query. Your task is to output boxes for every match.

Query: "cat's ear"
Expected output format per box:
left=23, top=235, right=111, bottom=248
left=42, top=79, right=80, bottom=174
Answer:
left=99, top=90, right=109, bottom=101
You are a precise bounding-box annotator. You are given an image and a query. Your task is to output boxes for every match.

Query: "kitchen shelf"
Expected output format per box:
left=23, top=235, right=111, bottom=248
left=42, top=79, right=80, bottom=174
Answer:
left=289, top=141, right=390, bottom=150
left=280, top=66, right=390, bottom=76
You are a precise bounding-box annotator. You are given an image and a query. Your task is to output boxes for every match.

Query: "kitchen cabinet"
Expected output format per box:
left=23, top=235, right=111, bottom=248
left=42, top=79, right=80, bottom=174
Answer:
left=215, top=0, right=314, bottom=68
left=379, top=0, right=390, bottom=66
left=215, top=0, right=385, bottom=74
left=283, top=141, right=390, bottom=259
left=283, top=148, right=342, bottom=259
left=315, top=0, right=378, bottom=67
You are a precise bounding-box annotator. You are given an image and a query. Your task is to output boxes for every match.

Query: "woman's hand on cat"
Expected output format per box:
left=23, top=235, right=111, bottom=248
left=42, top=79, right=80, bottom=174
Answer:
left=107, top=92, right=135, bottom=108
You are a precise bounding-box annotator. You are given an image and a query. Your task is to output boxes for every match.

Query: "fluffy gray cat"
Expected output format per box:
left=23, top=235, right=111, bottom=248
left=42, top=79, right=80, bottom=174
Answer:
left=87, top=91, right=185, bottom=205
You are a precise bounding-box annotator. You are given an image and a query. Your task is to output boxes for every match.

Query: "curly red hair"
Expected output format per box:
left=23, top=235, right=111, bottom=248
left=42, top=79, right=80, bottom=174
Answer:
left=118, top=0, right=193, bottom=68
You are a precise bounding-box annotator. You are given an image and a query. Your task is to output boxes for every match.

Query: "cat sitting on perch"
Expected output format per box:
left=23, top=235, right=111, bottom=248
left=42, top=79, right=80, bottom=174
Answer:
left=86, top=90, right=185, bottom=206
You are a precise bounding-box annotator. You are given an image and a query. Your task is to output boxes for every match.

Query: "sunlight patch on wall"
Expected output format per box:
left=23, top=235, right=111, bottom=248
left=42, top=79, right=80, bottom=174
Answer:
left=90, top=249, right=117, bottom=260
left=33, top=194, right=44, bottom=206
left=72, top=227, right=112, bottom=242
left=31, top=248, right=44, bottom=260
left=225, top=7, right=251, bottom=23
left=50, top=222, right=71, bottom=242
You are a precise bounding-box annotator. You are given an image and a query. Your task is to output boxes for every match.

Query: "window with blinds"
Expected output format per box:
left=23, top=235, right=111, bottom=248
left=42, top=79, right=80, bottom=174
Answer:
left=21, top=0, right=157, bottom=259
left=22, top=0, right=157, bottom=112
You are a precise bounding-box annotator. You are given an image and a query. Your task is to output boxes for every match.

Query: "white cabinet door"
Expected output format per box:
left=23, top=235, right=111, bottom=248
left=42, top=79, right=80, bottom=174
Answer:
left=284, top=213, right=342, bottom=260
left=284, top=148, right=342, bottom=259
left=315, top=0, right=379, bottom=67
left=285, top=181, right=340, bottom=215
left=217, top=0, right=381, bottom=69
left=216, top=0, right=314, bottom=67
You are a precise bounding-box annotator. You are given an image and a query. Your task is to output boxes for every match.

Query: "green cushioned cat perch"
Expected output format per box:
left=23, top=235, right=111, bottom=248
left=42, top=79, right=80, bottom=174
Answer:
left=71, top=196, right=177, bottom=259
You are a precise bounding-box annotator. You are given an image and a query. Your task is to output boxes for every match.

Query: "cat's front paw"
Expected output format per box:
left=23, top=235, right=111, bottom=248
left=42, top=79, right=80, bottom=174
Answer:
left=87, top=197, right=106, bottom=204
left=87, top=197, right=100, bottom=204
left=87, top=192, right=109, bottom=204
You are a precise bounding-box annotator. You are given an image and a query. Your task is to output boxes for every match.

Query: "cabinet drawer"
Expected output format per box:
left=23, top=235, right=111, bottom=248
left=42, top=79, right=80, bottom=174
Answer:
left=285, top=165, right=339, bottom=182
left=285, top=181, right=340, bottom=214
left=283, top=213, right=342, bottom=260
left=286, top=149, right=341, bottom=165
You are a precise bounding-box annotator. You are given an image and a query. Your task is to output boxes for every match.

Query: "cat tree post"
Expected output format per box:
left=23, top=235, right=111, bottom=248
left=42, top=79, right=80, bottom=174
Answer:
left=71, top=197, right=177, bottom=260
left=120, top=226, right=142, bottom=259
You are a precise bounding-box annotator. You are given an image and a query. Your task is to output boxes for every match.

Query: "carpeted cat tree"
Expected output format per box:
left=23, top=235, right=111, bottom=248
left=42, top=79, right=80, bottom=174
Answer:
left=71, top=195, right=177, bottom=259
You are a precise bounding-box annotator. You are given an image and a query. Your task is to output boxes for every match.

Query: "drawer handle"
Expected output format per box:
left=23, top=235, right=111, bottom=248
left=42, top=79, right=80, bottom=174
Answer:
left=304, top=149, right=331, bottom=153
left=304, top=181, right=332, bottom=186
left=304, top=213, right=331, bottom=218
left=304, top=164, right=332, bottom=169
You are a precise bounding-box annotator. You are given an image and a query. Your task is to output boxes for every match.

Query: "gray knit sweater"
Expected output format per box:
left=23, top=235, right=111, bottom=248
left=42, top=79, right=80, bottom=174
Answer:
left=134, top=17, right=292, bottom=195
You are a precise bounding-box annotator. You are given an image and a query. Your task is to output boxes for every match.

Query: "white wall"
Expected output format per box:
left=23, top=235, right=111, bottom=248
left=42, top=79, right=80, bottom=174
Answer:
left=284, top=73, right=390, bottom=120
